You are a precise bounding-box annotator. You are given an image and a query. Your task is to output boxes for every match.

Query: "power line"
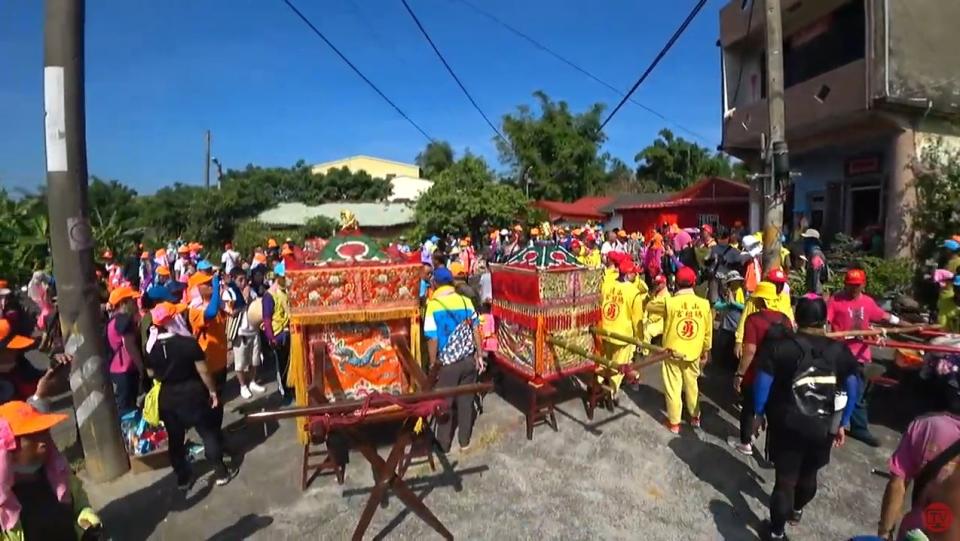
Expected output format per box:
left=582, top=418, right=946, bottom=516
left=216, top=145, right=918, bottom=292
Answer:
left=280, top=0, right=434, bottom=142
left=456, top=0, right=711, bottom=145
left=400, top=0, right=505, bottom=141
left=600, top=0, right=710, bottom=131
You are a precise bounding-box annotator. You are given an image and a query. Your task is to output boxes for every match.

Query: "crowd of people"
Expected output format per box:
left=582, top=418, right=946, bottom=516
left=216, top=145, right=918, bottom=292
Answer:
left=2, top=224, right=960, bottom=539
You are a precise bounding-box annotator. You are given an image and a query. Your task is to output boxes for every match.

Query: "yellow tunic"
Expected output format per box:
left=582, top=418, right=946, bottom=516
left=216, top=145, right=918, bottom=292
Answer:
left=648, top=290, right=713, bottom=361
left=644, top=289, right=671, bottom=343
left=600, top=279, right=645, bottom=345
left=734, top=290, right=795, bottom=345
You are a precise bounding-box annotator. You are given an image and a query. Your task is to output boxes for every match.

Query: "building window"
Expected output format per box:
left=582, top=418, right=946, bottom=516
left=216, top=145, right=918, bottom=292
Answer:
left=784, top=0, right=865, bottom=88
left=698, top=214, right=720, bottom=228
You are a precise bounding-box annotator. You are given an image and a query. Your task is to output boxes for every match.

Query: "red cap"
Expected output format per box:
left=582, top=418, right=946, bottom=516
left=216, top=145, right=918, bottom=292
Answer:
left=845, top=268, right=867, bottom=286
left=676, top=267, right=697, bottom=286
left=653, top=274, right=666, bottom=285
left=766, top=268, right=788, bottom=284
left=607, top=252, right=625, bottom=265
left=618, top=258, right=637, bottom=275
left=701, top=224, right=714, bottom=235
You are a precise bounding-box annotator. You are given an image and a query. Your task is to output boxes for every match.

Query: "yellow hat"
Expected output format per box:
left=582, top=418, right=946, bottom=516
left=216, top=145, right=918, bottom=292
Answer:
left=753, top=281, right=778, bottom=301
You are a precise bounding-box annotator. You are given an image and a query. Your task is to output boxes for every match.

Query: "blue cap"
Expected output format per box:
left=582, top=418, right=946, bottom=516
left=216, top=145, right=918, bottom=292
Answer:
left=944, top=239, right=960, bottom=251
left=166, top=281, right=186, bottom=297
left=274, top=262, right=286, bottom=277
left=433, top=267, right=453, bottom=285
left=196, top=259, right=213, bottom=271
left=146, top=285, right=176, bottom=302
left=430, top=235, right=439, bottom=243
left=954, top=275, right=960, bottom=287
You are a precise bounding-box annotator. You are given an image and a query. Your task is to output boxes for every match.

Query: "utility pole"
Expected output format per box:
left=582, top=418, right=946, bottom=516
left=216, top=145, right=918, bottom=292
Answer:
left=204, top=129, right=211, bottom=189
left=762, top=0, right=789, bottom=271
left=43, top=0, right=129, bottom=481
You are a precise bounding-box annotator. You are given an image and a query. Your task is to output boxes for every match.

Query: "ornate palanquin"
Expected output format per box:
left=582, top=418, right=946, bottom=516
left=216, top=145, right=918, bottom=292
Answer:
left=286, top=229, right=421, bottom=444
left=490, top=242, right=602, bottom=382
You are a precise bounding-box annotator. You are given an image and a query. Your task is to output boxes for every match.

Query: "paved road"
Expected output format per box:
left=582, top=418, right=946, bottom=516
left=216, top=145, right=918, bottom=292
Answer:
left=85, top=360, right=906, bottom=541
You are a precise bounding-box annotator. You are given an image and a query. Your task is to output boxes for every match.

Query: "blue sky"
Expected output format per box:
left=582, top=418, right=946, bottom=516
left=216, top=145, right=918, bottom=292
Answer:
left=1, top=0, right=724, bottom=194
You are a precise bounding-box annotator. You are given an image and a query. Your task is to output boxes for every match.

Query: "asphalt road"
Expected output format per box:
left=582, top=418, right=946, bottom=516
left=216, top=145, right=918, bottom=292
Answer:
left=83, top=358, right=908, bottom=541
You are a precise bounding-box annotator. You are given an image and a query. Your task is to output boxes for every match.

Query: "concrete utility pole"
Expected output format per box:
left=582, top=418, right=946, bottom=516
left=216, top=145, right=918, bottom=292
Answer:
left=762, top=0, right=789, bottom=271
left=204, top=129, right=212, bottom=189
left=43, top=0, right=129, bottom=481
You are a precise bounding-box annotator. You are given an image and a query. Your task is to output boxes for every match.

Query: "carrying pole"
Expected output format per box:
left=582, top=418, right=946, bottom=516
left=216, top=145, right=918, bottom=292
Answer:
left=43, top=0, right=129, bottom=481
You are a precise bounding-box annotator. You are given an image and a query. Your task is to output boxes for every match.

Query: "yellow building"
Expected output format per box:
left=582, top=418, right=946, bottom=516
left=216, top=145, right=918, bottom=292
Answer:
left=311, top=155, right=421, bottom=180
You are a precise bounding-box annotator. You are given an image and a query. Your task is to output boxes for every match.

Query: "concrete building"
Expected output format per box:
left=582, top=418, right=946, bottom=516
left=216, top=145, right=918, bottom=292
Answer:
left=311, top=155, right=421, bottom=180
left=719, top=0, right=960, bottom=256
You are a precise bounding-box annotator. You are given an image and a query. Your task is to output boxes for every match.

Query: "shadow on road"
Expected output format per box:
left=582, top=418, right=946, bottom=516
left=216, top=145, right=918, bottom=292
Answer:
left=207, top=513, right=274, bottom=541
left=669, top=434, right=766, bottom=541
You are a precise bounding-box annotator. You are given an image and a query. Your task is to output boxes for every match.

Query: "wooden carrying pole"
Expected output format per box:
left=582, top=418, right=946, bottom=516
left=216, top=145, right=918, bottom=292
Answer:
left=590, top=326, right=672, bottom=355
left=245, top=383, right=492, bottom=422
left=825, top=324, right=937, bottom=339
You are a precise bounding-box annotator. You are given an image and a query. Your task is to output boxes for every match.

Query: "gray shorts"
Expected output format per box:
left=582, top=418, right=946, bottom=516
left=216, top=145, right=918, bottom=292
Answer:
left=233, top=333, right=262, bottom=371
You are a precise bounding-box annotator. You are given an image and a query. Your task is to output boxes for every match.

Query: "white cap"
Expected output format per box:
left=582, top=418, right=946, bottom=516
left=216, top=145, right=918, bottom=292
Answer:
left=800, top=228, right=821, bottom=239
left=499, top=229, right=508, bottom=235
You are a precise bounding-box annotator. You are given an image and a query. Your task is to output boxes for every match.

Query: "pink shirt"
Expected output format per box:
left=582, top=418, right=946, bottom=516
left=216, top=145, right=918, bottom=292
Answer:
left=826, top=291, right=888, bottom=363
left=479, top=314, right=497, bottom=353
left=889, top=414, right=960, bottom=538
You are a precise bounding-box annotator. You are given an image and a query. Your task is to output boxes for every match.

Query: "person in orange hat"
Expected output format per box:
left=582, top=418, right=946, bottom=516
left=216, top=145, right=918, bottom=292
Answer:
left=826, top=268, right=906, bottom=447
left=106, top=286, right=143, bottom=414
left=0, top=400, right=103, bottom=539
left=101, top=250, right=124, bottom=292
left=173, top=245, right=192, bottom=282
left=597, top=256, right=646, bottom=396
left=647, top=266, right=712, bottom=434
left=266, top=238, right=280, bottom=261
left=0, top=319, right=69, bottom=406
left=187, top=272, right=230, bottom=408
left=459, top=237, right=477, bottom=275
left=144, top=302, right=233, bottom=489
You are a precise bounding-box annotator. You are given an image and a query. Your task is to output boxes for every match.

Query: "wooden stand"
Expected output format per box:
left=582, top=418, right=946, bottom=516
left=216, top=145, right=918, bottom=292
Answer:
left=525, top=380, right=558, bottom=440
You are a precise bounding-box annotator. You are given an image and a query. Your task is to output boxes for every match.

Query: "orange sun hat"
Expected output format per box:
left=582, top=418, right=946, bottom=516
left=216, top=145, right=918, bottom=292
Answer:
left=267, top=239, right=279, bottom=248
left=177, top=245, right=190, bottom=255
left=0, top=401, right=67, bottom=437
left=155, top=266, right=171, bottom=277
left=188, top=272, right=213, bottom=289
left=0, top=320, right=35, bottom=350
left=108, top=285, right=140, bottom=307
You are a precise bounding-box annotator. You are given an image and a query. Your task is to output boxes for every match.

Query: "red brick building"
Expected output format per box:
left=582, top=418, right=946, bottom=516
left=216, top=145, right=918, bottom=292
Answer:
left=614, top=177, right=749, bottom=236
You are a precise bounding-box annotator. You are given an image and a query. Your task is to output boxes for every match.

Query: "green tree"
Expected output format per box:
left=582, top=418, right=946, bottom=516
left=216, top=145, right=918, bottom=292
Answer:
left=0, top=190, right=49, bottom=285
left=635, top=129, right=744, bottom=191
left=88, top=177, right=139, bottom=226
left=415, top=141, right=455, bottom=179
left=313, top=167, right=392, bottom=202
left=414, top=154, right=528, bottom=241
left=498, top=91, right=608, bottom=201
left=910, top=142, right=960, bottom=259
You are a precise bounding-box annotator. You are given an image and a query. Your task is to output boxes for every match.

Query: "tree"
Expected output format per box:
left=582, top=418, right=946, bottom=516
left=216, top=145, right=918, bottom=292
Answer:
left=634, top=129, right=745, bottom=191
left=415, top=141, right=455, bottom=179
left=910, top=142, right=960, bottom=260
left=414, top=154, right=528, bottom=241
left=498, top=91, right=609, bottom=201
left=312, top=167, right=392, bottom=203
left=88, top=177, right=139, bottom=226
left=0, top=190, right=49, bottom=285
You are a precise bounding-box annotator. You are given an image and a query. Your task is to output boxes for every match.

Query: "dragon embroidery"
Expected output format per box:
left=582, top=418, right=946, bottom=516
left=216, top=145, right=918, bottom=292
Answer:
left=332, top=339, right=385, bottom=370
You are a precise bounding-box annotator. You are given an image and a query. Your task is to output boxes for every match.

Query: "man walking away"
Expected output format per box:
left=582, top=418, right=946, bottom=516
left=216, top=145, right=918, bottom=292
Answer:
left=753, top=297, right=859, bottom=540
left=425, top=268, right=483, bottom=453
left=648, top=267, right=712, bottom=434
left=800, top=229, right=829, bottom=295
left=712, top=271, right=746, bottom=369
left=728, top=281, right=792, bottom=456
left=262, top=264, right=292, bottom=400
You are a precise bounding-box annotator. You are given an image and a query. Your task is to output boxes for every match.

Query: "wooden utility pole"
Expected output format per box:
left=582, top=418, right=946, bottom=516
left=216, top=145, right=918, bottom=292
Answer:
left=762, top=0, right=789, bottom=271
left=43, top=0, right=129, bottom=481
left=204, top=129, right=211, bottom=189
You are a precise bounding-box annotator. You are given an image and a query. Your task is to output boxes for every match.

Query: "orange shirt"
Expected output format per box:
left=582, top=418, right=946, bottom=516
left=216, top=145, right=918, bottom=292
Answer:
left=188, top=307, right=228, bottom=375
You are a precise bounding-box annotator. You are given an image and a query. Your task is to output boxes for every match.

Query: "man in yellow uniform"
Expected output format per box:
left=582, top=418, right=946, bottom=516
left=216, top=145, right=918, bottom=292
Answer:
left=734, top=268, right=795, bottom=358
left=599, top=257, right=645, bottom=396
left=643, top=274, right=670, bottom=344
left=647, top=267, right=712, bottom=434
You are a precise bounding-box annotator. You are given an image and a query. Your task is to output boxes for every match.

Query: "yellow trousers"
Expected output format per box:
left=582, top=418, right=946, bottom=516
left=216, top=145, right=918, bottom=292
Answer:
left=600, top=341, right=636, bottom=395
left=661, top=357, right=701, bottom=425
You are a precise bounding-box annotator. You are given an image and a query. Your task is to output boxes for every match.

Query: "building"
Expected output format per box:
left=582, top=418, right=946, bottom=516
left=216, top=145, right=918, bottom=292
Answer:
left=311, top=155, right=432, bottom=203
left=610, top=177, right=749, bottom=236
left=720, top=0, right=960, bottom=256
left=311, top=155, right=421, bottom=180
left=533, top=196, right=613, bottom=226
left=256, top=202, right=413, bottom=239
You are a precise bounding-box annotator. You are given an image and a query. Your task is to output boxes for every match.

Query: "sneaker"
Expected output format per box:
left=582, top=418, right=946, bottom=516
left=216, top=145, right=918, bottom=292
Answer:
left=689, top=416, right=702, bottom=429
left=240, top=385, right=253, bottom=400
left=727, top=436, right=753, bottom=456
left=788, top=509, right=803, bottom=525
left=214, top=468, right=236, bottom=487
left=248, top=381, right=266, bottom=394
left=459, top=443, right=471, bottom=453
left=664, top=421, right=680, bottom=434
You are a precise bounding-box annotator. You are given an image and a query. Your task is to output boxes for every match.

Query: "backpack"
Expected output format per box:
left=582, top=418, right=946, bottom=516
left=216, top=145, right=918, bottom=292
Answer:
left=784, top=335, right=839, bottom=440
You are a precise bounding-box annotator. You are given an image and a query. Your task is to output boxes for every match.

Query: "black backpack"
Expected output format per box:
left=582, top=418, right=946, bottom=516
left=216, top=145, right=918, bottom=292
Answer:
left=784, top=335, right=839, bottom=440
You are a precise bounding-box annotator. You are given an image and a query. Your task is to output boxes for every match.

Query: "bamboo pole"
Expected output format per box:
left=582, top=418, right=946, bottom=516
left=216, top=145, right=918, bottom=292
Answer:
left=589, top=326, right=670, bottom=354
left=245, top=383, right=492, bottom=422
left=825, top=324, right=938, bottom=339
left=545, top=336, right=613, bottom=367
left=861, top=339, right=960, bottom=355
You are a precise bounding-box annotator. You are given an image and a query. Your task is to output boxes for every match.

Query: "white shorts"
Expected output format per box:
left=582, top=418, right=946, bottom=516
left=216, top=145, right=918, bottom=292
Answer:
left=233, top=333, right=262, bottom=371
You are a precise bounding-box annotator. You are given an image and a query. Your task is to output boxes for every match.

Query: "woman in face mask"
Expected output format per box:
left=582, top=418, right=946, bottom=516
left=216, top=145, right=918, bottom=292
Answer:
left=0, top=400, right=102, bottom=540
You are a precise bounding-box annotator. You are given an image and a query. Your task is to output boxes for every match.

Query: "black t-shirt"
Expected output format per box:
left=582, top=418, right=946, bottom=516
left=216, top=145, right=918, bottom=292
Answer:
left=708, top=243, right=741, bottom=275
left=145, top=335, right=207, bottom=407
left=13, top=474, right=77, bottom=540
left=756, top=332, right=859, bottom=422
